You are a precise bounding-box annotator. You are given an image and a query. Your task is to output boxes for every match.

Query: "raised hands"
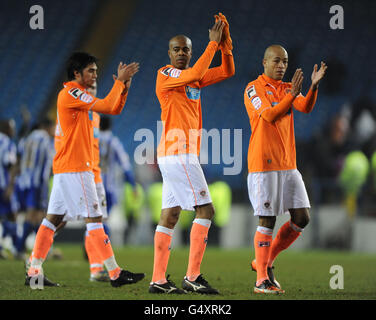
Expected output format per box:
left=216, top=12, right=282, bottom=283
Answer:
left=214, top=12, right=233, bottom=53
left=311, top=61, right=327, bottom=90
left=290, top=68, right=304, bottom=97
left=209, top=19, right=225, bottom=44
left=116, top=62, right=139, bottom=83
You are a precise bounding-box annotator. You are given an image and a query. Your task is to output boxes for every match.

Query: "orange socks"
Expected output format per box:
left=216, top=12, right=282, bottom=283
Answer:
left=151, top=225, right=173, bottom=284
left=186, top=218, right=211, bottom=281
left=28, top=219, right=56, bottom=276
left=86, top=223, right=120, bottom=280
left=254, top=226, right=273, bottom=286
left=151, top=219, right=211, bottom=284
left=84, top=231, right=104, bottom=275
left=268, top=221, right=302, bottom=267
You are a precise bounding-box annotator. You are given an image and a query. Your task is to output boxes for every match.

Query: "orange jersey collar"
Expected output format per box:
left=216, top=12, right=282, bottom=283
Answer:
left=63, top=81, right=87, bottom=91
left=259, top=73, right=283, bottom=88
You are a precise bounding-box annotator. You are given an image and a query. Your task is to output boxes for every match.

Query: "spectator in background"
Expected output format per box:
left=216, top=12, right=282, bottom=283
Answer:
left=99, top=115, right=138, bottom=235
left=0, top=118, right=19, bottom=258
left=307, top=112, right=352, bottom=203
left=348, top=97, right=376, bottom=158
left=14, top=118, right=55, bottom=258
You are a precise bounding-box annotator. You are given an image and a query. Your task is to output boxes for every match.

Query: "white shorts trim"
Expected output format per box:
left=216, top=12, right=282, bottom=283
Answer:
left=158, top=154, right=212, bottom=211
left=48, top=171, right=102, bottom=221
left=247, top=169, right=310, bottom=216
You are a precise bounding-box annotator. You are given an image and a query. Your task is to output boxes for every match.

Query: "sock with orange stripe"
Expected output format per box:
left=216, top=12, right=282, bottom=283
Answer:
left=268, top=220, right=302, bottom=267
left=28, top=218, right=56, bottom=276
left=151, top=225, right=173, bottom=284
left=86, top=223, right=120, bottom=280
left=254, top=226, right=273, bottom=286
left=84, top=231, right=104, bottom=275
left=186, top=218, right=211, bottom=281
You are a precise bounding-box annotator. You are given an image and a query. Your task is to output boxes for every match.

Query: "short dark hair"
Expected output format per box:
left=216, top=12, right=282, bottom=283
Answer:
left=66, top=52, right=98, bottom=81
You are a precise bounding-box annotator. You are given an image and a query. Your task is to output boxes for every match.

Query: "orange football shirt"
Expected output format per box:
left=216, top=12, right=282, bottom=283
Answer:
left=92, top=111, right=102, bottom=183
left=53, top=80, right=127, bottom=174
left=244, top=73, right=317, bottom=173
left=156, top=41, right=235, bottom=157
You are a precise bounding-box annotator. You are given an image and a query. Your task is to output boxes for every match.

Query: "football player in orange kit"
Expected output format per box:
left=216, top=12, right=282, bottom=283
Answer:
left=244, top=45, right=327, bottom=294
left=25, top=52, right=145, bottom=288
left=149, top=14, right=235, bottom=295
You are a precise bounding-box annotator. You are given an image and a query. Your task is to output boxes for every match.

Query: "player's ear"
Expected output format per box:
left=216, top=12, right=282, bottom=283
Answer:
left=73, top=70, right=81, bottom=81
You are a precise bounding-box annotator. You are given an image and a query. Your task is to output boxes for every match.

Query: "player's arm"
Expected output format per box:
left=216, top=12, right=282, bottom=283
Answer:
left=244, top=69, right=303, bottom=123
left=92, top=63, right=139, bottom=115
left=110, top=77, right=132, bottom=115
left=198, top=51, right=235, bottom=88
left=292, top=89, right=318, bottom=113
left=199, top=13, right=235, bottom=87
left=293, top=62, right=326, bottom=113
left=244, top=86, right=295, bottom=123
left=158, top=21, right=224, bottom=89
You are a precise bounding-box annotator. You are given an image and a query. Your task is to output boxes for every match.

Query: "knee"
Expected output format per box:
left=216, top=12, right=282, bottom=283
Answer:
left=292, top=210, right=310, bottom=229
left=159, top=208, right=181, bottom=229
left=195, top=203, right=215, bottom=220
left=46, top=214, right=64, bottom=228
left=258, top=216, right=276, bottom=229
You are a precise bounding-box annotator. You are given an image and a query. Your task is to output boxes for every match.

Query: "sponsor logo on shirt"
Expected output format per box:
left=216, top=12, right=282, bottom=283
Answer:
left=251, top=96, right=262, bottom=110
left=185, top=86, right=201, bottom=100
left=160, top=67, right=182, bottom=78
left=246, top=85, right=256, bottom=99
left=68, top=88, right=83, bottom=99
left=80, top=93, right=94, bottom=103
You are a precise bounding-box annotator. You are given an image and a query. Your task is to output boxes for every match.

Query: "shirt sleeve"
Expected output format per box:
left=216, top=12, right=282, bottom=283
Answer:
left=244, top=83, right=295, bottom=123
left=292, top=89, right=318, bottom=113
left=198, top=51, right=235, bottom=88
left=157, top=41, right=218, bottom=89
left=61, top=80, right=126, bottom=115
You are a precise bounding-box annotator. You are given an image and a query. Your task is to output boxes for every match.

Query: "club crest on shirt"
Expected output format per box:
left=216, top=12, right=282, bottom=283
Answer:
left=199, top=190, right=207, bottom=197
left=246, top=85, right=256, bottom=99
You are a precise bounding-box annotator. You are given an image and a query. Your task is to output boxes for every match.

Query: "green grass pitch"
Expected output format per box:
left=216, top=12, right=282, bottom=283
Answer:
left=1, top=244, right=375, bottom=300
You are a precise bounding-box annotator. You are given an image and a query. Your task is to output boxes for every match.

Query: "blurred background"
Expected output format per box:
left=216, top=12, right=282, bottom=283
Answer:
left=0, top=0, right=375, bottom=257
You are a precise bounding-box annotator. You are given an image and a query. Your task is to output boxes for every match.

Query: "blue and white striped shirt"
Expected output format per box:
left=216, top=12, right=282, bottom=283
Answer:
left=18, top=129, right=54, bottom=189
left=0, top=132, right=17, bottom=190
left=99, top=130, right=135, bottom=200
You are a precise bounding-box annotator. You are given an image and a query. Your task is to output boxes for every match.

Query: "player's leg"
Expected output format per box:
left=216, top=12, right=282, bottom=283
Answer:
left=186, top=203, right=214, bottom=281
left=25, top=213, right=64, bottom=287
left=267, top=169, right=311, bottom=268
left=80, top=176, right=144, bottom=288
left=248, top=171, right=285, bottom=294
left=268, top=207, right=309, bottom=268
left=149, top=206, right=186, bottom=293
left=85, top=182, right=109, bottom=282
left=182, top=202, right=219, bottom=294
left=17, top=186, right=47, bottom=256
